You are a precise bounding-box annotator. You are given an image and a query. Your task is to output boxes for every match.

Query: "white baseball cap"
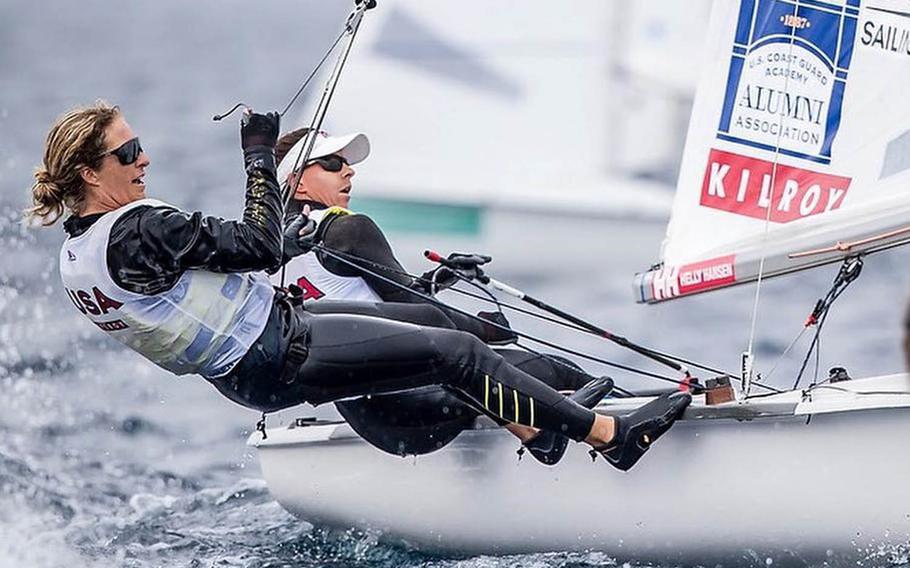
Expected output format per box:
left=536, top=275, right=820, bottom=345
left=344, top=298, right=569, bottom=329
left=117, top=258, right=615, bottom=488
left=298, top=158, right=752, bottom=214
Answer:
left=276, top=130, right=370, bottom=185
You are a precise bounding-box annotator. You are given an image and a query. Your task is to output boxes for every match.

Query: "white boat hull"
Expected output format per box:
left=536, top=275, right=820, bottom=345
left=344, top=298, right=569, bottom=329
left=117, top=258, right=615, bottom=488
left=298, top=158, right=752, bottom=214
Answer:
left=250, top=374, right=910, bottom=563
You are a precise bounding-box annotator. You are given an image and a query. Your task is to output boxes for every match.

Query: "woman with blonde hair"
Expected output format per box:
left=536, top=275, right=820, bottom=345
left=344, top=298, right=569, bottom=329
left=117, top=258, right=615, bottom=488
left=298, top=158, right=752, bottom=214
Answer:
left=29, top=101, right=690, bottom=471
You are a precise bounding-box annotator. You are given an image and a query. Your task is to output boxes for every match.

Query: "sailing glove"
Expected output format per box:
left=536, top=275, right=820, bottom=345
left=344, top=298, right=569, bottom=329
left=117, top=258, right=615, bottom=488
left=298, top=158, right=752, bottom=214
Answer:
left=240, top=111, right=280, bottom=150
left=417, top=266, right=458, bottom=294
left=444, top=252, right=491, bottom=283
left=283, top=213, right=318, bottom=259
left=417, top=252, right=492, bottom=294
left=446, top=252, right=492, bottom=268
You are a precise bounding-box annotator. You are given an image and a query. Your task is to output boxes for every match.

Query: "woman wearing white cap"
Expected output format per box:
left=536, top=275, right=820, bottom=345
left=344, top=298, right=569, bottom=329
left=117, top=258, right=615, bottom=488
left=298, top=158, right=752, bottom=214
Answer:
left=272, top=128, right=618, bottom=464
left=273, top=127, right=519, bottom=338
left=33, top=103, right=689, bottom=472
left=268, top=128, right=691, bottom=467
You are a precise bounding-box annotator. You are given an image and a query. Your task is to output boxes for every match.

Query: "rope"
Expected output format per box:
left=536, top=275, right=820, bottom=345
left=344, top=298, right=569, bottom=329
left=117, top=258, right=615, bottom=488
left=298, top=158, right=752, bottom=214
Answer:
left=316, top=245, right=739, bottom=378
left=309, top=243, right=786, bottom=392
left=745, top=2, right=801, bottom=369
left=279, top=30, right=348, bottom=118
left=277, top=1, right=371, bottom=292
left=280, top=1, right=370, bottom=211
left=791, top=258, right=862, bottom=390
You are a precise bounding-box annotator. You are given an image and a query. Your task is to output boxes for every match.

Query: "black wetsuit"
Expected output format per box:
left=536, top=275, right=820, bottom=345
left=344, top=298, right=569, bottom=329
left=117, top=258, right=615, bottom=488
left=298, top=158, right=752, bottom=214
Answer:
left=286, top=199, right=596, bottom=391
left=62, top=146, right=596, bottom=442
left=278, top=200, right=602, bottom=440
left=306, top=298, right=592, bottom=390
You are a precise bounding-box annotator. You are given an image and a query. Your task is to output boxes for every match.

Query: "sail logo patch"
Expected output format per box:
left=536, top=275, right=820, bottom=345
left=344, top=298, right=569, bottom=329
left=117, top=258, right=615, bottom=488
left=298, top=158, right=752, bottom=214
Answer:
left=700, top=149, right=851, bottom=222
left=716, top=0, right=861, bottom=164
left=295, top=276, right=325, bottom=301
left=650, top=255, right=737, bottom=301
left=860, top=7, right=910, bottom=58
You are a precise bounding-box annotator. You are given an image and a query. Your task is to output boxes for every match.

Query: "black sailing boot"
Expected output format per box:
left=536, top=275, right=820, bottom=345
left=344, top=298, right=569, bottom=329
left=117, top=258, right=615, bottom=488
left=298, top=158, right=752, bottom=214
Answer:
left=594, top=391, right=691, bottom=471
left=520, top=377, right=614, bottom=466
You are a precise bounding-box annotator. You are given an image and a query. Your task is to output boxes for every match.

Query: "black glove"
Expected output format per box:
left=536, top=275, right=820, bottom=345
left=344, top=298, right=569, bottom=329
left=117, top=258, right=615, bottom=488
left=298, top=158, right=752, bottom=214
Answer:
left=446, top=252, right=491, bottom=269
left=444, top=252, right=491, bottom=282
left=476, top=310, right=518, bottom=345
left=417, top=266, right=459, bottom=295
left=283, top=213, right=317, bottom=259
left=417, top=252, right=492, bottom=294
left=241, top=111, right=280, bottom=150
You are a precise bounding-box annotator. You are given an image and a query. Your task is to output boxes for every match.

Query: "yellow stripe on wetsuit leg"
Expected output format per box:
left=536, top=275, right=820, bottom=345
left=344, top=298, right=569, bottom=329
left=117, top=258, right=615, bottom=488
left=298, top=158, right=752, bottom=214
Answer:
left=484, top=375, right=490, bottom=410
left=498, top=382, right=504, bottom=418
left=513, top=390, right=519, bottom=423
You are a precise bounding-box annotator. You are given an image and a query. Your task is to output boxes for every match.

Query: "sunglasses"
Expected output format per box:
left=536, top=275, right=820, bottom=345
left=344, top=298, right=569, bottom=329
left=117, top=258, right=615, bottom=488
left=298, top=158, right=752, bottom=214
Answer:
left=101, top=137, right=143, bottom=166
left=306, top=154, right=348, bottom=172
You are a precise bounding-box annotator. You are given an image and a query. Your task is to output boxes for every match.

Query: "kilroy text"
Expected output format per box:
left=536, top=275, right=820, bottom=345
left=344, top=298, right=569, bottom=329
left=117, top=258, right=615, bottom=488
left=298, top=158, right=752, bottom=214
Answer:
left=700, top=149, right=851, bottom=223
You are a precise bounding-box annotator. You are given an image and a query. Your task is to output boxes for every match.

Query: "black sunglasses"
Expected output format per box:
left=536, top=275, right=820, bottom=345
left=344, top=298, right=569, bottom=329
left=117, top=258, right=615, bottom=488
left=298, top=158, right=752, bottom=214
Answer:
left=307, top=154, right=348, bottom=172
left=101, top=137, right=143, bottom=166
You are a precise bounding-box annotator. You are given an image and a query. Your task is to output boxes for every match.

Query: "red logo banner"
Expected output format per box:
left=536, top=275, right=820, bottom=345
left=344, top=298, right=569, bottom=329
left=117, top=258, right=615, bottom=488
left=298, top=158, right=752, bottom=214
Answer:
left=700, top=149, right=851, bottom=223
left=651, top=255, right=737, bottom=300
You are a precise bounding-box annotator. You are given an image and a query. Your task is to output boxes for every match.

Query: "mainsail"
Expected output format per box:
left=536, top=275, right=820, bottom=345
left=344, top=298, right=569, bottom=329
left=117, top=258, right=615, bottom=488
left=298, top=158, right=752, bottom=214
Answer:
left=635, top=0, right=910, bottom=303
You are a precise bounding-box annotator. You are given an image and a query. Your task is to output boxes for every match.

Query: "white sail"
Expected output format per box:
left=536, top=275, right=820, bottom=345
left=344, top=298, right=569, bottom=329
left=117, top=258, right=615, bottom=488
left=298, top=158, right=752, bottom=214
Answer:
left=635, top=0, right=910, bottom=303
left=296, top=0, right=719, bottom=218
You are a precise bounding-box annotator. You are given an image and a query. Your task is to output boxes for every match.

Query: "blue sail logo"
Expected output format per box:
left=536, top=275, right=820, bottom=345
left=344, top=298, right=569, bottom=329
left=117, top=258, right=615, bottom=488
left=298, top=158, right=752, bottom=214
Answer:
left=716, top=0, right=861, bottom=164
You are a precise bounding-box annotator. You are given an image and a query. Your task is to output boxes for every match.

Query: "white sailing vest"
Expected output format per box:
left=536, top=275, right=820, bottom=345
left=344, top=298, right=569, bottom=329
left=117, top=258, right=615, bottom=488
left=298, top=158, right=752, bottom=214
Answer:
left=59, top=198, right=275, bottom=378
left=273, top=208, right=381, bottom=302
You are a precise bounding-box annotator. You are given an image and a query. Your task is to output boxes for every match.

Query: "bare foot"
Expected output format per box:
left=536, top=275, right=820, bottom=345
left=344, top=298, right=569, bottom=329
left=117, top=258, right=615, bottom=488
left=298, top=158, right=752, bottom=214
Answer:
left=583, top=414, right=616, bottom=447
left=505, top=423, right=539, bottom=443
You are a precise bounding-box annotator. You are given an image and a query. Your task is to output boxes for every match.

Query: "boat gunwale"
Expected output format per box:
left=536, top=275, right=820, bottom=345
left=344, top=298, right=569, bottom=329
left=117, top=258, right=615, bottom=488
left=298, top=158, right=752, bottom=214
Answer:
left=248, top=373, right=910, bottom=449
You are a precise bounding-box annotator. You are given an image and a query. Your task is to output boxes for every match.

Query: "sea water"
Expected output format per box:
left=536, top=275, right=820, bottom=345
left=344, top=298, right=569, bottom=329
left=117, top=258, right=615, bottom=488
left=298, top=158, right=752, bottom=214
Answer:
left=2, top=1, right=910, bottom=566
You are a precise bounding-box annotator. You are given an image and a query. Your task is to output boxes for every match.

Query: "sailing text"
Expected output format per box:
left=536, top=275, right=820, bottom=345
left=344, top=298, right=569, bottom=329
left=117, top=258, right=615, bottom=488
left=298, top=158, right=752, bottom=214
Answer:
left=861, top=19, right=910, bottom=57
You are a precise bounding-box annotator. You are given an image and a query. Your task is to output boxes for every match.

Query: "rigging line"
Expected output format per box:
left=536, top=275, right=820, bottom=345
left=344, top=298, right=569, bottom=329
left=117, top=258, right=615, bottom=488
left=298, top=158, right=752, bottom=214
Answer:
left=282, top=3, right=369, bottom=210
left=315, top=245, right=598, bottom=333
left=447, top=271, right=643, bottom=397
left=761, top=325, right=810, bottom=382
left=511, top=341, right=636, bottom=398
left=791, top=267, right=857, bottom=390
left=451, top=279, right=591, bottom=333
left=279, top=28, right=348, bottom=118
left=451, top=270, right=503, bottom=310
left=742, top=387, right=794, bottom=401
left=814, top=332, right=822, bottom=386
left=310, top=243, right=772, bottom=391
left=466, top=291, right=610, bottom=334
left=322, top=245, right=741, bottom=379
left=764, top=262, right=851, bottom=382
left=456, top=280, right=742, bottom=380
left=792, top=310, right=826, bottom=390
left=311, top=244, right=687, bottom=385
left=278, top=1, right=371, bottom=288
left=745, top=3, right=801, bottom=366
